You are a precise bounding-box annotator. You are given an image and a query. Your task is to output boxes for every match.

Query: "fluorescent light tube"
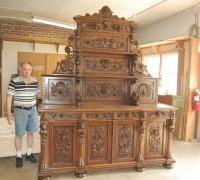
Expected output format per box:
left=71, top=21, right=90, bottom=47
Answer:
left=33, top=16, right=76, bottom=30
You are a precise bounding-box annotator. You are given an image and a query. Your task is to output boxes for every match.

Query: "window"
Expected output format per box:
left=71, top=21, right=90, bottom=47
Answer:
left=144, top=53, right=178, bottom=95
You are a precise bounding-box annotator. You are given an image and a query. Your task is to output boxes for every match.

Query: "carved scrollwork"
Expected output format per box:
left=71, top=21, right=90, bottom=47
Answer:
left=53, top=57, right=75, bottom=74
left=51, top=82, right=70, bottom=98
left=47, top=112, right=79, bottom=121
left=84, top=83, right=124, bottom=98
left=85, top=6, right=125, bottom=20
left=146, top=111, right=170, bottom=118
left=117, top=111, right=140, bottom=118
left=118, top=125, right=132, bottom=157
left=91, top=126, right=106, bottom=158
left=130, top=55, right=151, bottom=76
left=83, top=59, right=125, bottom=72
left=86, top=112, right=113, bottom=119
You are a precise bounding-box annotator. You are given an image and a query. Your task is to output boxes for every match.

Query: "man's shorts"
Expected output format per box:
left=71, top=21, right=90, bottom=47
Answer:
left=14, top=105, right=38, bottom=136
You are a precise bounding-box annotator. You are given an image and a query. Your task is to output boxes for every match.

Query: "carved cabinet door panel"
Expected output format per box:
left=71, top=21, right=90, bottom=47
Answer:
left=86, top=121, right=112, bottom=165
left=49, top=121, right=77, bottom=167
left=130, top=78, right=158, bottom=103
left=144, top=119, right=166, bottom=159
left=113, top=120, right=137, bottom=162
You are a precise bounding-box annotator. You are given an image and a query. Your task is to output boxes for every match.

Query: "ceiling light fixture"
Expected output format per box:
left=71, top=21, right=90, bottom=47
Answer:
left=33, top=16, right=76, bottom=30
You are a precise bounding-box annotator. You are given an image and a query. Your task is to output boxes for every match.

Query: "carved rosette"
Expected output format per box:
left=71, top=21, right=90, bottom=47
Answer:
left=118, top=125, right=133, bottom=157
left=91, top=126, right=106, bottom=158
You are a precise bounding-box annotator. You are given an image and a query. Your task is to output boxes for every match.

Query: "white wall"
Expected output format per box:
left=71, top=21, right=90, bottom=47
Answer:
left=2, top=41, right=67, bottom=116
left=135, top=7, right=196, bottom=45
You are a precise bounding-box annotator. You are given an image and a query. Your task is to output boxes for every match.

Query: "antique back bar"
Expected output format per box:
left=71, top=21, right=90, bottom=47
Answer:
left=38, top=6, right=178, bottom=180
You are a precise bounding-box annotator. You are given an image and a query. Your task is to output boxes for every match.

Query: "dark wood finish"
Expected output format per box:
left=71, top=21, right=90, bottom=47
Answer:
left=38, top=6, right=178, bottom=179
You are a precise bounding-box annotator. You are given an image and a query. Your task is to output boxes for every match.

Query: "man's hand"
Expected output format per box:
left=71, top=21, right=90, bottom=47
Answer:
left=7, top=113, right=13, bottom=125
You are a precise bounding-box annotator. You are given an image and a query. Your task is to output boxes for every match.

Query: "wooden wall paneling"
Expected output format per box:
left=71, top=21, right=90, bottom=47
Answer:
left=45, top=54, right=66, bottom=74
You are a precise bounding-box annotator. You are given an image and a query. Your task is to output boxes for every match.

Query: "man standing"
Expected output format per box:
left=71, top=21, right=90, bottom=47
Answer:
left=6, top=62, right=41, bottom=168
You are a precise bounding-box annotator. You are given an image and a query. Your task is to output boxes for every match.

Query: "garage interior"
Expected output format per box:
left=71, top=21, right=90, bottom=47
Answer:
left=0, top=0, right=200, bottom=180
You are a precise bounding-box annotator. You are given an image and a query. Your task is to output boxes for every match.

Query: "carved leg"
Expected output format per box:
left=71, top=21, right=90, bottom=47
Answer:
left=162, top=163, right=174, bottom=169
left=38, top=175, right=51, bottom=180
left=74, top=170, right=87, bottom=178
left=134, top=120, right=147, bottom=172
left=162, top=117, right=176, bottom=169
left=75, top=121, right=87, bottom=178
left=134, top=166, right=145, bottom=172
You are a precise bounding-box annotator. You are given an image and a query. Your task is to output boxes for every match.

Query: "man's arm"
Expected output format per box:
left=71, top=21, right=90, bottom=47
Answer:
left=6, top=95, right=13, bottom=125
left=36, top=92, right=42, bottom=99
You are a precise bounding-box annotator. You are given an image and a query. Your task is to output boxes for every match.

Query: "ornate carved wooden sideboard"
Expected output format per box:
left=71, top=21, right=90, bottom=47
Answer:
left=38, top=6, right=178, bottom=180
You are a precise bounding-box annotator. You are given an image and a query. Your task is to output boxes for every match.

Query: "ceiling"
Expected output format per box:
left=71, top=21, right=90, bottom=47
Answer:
left=0, top=0, right=200, bottom=29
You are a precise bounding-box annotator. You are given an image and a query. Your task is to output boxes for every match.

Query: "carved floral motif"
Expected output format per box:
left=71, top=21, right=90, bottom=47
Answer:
left=83, top=59, right=125, bottom=72
left=82, top=21, right=131, bottom=33
left=55, top=129, right=71, bottom=159
left=84, top=37, right=126, bottom=50
left=149, top=124, right=161, bottom=153
left=91, top=126, right=106, bottom=158
left=118, top=125, right=133, bottom=157
left=84, top=83, right=124, bottom=98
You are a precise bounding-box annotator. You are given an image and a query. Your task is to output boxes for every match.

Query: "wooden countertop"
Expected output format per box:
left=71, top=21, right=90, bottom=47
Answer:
left=38, top=102, right=178, bottom=112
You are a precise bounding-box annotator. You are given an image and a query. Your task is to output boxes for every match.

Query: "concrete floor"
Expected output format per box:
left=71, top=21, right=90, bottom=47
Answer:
left=0, top=137, right=200, bottom=180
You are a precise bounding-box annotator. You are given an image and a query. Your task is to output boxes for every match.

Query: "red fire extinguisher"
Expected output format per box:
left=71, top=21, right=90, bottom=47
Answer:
left=192, top=89, right=200, bottom=111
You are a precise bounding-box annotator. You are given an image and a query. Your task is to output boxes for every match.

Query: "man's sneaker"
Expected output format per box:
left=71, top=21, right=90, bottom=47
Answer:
left=25, top=153, right=38, bottom=163
left=16, top=157, right=23, bottom=168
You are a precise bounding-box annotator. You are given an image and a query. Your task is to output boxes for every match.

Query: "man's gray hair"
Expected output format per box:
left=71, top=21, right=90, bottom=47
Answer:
left=19, top=62, right=32, bottom=69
